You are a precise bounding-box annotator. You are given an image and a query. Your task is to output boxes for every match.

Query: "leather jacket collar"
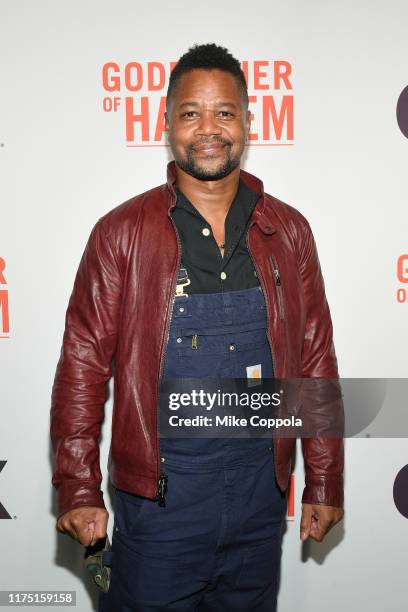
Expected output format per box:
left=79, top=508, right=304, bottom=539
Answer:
left=165, top=160, right=276, bottom=235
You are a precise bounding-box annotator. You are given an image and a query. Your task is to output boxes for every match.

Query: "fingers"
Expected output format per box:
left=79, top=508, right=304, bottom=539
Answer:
left=58, top=514, right=90, bottom=545
left=74, top=517, right=95, bottom=546
left=301, top=504, right=343, bottom=542
left=92, top=513, right=109, bottom=546
left=300, top=503, right=312, bottom=541
left=309, top=512, right=334, bottom=542
left=56, top=507, right=109, bottom=546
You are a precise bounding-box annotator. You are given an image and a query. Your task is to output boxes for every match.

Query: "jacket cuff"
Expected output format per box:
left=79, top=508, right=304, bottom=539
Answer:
left=56, top=481, right=106, bottom=521
left=301, top=474, right=344, bottom=508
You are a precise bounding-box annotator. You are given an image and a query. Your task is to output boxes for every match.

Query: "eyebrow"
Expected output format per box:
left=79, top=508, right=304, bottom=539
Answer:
left=177, top=101, right=238, bottom=110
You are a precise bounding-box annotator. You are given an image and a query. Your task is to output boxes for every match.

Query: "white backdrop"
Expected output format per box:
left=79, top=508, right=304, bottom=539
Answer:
left=1, top=0, right=408, bottom=610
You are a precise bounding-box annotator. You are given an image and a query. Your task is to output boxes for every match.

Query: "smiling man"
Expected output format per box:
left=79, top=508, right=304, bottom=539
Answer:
left=51, top=43, right=344, bottom=611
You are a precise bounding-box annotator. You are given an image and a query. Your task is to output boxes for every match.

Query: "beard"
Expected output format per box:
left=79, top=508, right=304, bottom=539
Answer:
left=174, top=139, right=242, bottom=181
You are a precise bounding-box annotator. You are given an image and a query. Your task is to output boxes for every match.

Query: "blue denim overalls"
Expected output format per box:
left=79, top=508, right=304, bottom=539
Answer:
left=100, top=285, right=287, bottom=612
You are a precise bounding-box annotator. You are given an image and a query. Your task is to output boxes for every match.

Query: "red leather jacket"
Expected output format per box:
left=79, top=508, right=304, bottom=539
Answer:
left=51, top=161, right=344, bottom=520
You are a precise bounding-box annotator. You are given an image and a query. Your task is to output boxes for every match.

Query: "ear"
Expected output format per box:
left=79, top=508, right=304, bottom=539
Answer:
left=164, top=110, right=169, bottom=130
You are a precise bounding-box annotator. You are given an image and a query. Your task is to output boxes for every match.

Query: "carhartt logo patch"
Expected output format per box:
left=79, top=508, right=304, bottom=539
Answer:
left=246, top=364, right=262, bottom=379
left=246, top=364, right=262, bottom=387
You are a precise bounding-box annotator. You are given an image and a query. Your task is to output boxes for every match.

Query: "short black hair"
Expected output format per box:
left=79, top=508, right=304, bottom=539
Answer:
left=166, top=43, right=248, bottom=109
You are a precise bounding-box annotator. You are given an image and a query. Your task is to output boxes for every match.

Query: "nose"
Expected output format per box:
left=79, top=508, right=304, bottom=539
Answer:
left=195, top=110, right=222, bottom=137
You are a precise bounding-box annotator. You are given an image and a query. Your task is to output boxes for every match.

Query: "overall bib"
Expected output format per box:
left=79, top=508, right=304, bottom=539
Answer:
left=99, top=286, right=287, bottom=612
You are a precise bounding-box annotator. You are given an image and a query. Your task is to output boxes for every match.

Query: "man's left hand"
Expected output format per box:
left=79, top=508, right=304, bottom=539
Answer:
left=300, top=503, right=343, bottom=542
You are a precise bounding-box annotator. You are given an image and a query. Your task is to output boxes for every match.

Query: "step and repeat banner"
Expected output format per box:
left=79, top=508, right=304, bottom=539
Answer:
left=1, top=0, right=408, bottom=610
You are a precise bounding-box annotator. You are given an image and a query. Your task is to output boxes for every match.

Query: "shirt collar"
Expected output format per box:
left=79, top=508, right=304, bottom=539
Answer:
left=174, top=177, right=259, bottom=227
left=166, top=159, right=276, bottom=236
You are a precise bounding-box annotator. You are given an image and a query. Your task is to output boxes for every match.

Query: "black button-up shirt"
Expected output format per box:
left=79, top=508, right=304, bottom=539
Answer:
left=171, top=178, right=261, bottom=294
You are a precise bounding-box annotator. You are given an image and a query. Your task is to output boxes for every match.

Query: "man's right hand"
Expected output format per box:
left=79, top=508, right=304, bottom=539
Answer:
left=56, top=507, right=109, bottom=546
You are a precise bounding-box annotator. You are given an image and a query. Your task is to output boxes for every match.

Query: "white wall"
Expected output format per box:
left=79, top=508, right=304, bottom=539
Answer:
left=1, top=1, right=407, bottom=610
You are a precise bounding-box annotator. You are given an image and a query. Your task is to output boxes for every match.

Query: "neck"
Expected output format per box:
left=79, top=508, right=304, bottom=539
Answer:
left=174, top=164, right=240, bottom=219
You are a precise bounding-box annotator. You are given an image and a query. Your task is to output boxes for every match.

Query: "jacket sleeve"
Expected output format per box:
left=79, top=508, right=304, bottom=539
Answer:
left=50, top=218, right=122, bottom=521
left=297, top=217, right=344, bottom=508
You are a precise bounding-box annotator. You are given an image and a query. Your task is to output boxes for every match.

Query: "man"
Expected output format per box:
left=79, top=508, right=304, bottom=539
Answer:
left=51, top=43, right=344, bottom=611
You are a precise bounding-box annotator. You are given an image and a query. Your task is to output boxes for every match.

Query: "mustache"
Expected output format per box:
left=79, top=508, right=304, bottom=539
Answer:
left=189, top=138, right=232, bottom=149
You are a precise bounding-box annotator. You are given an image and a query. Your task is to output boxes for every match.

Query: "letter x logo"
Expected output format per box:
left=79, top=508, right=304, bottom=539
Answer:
left=0, top=461, right=12, bottom=519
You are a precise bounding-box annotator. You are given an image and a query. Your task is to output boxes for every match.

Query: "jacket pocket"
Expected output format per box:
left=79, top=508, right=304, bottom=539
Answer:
left=270, top=255, right=285, bottom=320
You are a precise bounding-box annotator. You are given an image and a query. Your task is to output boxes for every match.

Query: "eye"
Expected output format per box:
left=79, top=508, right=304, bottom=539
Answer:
left=218, top=111, right=234, bottom=118
left=181, top=111, right=198, bottom=118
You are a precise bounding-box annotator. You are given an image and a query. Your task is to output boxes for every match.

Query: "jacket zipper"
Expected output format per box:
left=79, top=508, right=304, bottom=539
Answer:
left=155, top=201, right=181, bottom=507
left=246, top=224, right=281, bottom=478
left=270, top=255, right=290, bottom=460
left=270, top=255, right=285, bottom=320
